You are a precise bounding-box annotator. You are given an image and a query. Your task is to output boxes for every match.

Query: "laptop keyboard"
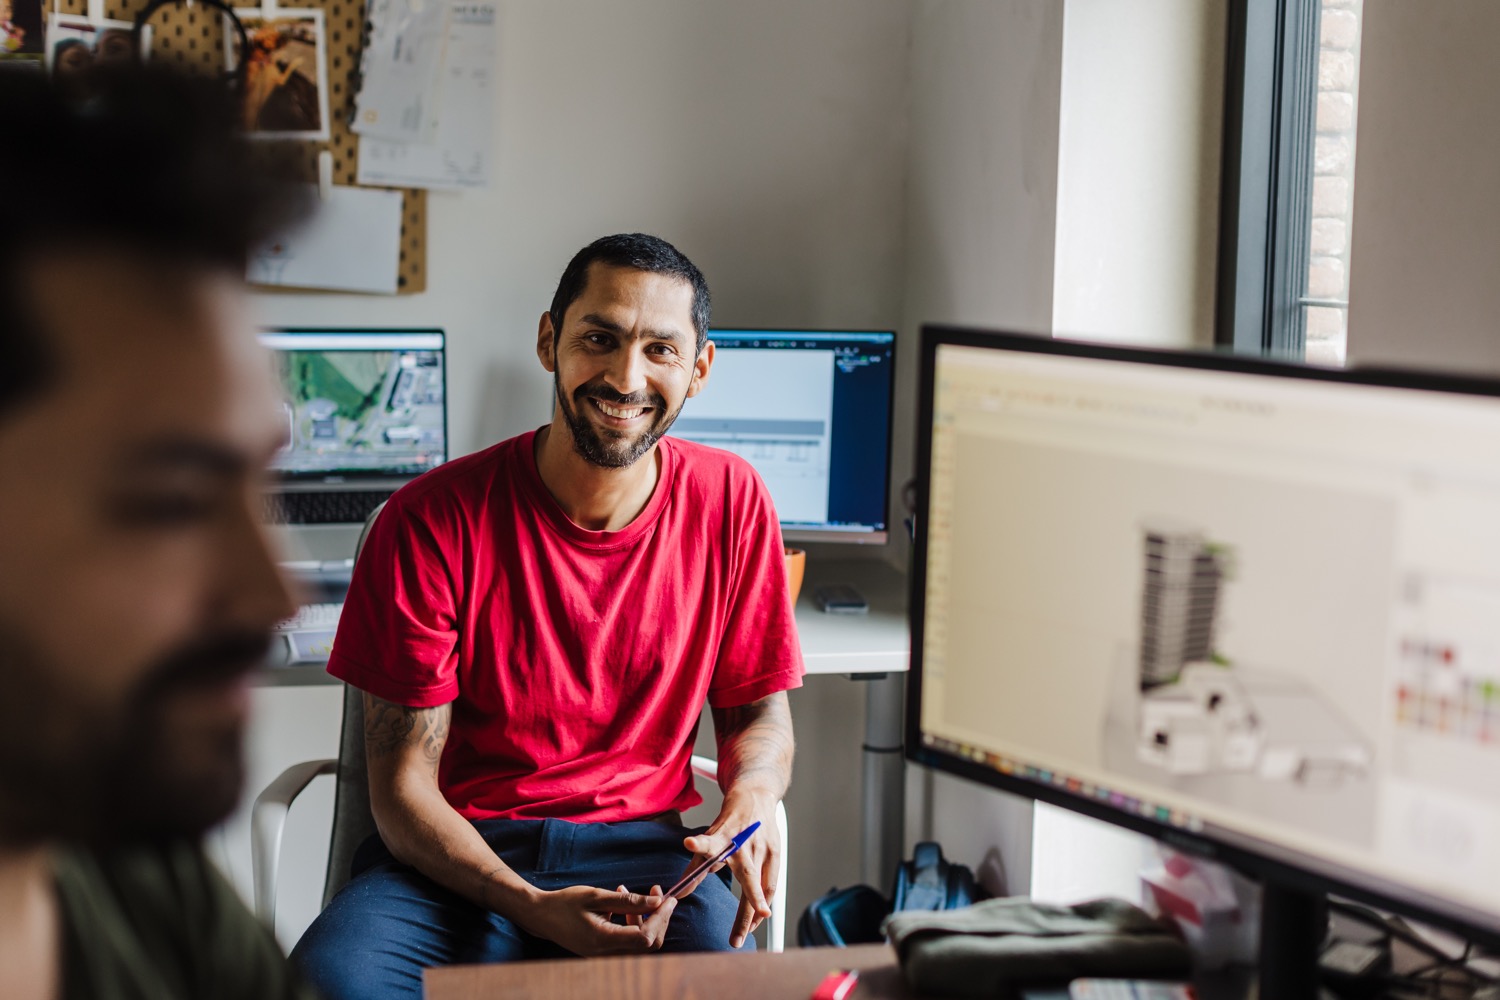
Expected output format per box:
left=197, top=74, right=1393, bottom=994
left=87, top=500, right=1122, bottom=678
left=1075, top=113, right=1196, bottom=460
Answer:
left=274, top=602, right=343, bottom=633
left=263, top=490, right=395, bottom=525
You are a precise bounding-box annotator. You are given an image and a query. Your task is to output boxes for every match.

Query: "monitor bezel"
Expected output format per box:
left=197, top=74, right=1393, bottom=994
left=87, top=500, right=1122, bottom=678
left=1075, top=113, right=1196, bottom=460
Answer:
left=698, top=327, right=897, bottom=545
left=905, top=323, right=1500, bottom=950
left=261, top=327, right=449, bottom=483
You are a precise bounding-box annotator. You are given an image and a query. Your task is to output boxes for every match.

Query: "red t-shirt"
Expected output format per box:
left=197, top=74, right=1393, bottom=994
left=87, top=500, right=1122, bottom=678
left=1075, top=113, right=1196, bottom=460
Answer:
left=326, top=429, right=804, bottom=822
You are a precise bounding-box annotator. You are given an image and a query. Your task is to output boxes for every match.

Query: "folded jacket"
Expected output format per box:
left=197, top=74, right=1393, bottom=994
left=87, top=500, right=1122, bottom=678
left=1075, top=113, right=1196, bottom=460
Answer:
left=883, top=896, right=1193, bottom=998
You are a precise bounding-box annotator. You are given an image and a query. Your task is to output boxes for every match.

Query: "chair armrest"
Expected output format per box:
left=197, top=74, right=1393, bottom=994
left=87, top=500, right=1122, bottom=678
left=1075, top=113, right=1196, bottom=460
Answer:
left=687, top=754, right=789, bottom=952
left=251, top=758, right=337, bottom=926
left=689, top=754, right=718, bottom=782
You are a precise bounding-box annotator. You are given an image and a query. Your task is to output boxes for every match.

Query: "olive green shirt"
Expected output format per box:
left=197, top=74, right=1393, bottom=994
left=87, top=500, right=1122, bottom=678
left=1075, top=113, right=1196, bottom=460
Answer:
left=53, top=843, right=318, bottom=1000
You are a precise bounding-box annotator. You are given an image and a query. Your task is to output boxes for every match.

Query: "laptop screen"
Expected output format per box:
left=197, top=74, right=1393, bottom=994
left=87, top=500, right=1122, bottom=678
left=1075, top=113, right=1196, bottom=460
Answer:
left=258, top=329, right=448, bottom=481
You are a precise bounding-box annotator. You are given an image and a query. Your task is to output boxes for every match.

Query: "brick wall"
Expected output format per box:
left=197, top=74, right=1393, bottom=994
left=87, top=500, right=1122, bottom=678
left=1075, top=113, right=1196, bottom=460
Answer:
left=1305, top=0, right=1363, bottom=365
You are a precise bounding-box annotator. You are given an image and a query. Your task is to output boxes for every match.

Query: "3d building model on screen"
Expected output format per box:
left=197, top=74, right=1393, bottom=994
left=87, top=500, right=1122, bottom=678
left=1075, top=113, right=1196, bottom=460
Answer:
left=1133, top=520, right=1371, bottom=786
left=1139, top=522, right=1229, bottom=689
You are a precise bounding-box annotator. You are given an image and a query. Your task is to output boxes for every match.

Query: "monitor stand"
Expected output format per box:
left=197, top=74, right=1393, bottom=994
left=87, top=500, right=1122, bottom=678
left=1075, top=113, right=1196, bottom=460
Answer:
left=1259, top=881, right=1327, bottom=999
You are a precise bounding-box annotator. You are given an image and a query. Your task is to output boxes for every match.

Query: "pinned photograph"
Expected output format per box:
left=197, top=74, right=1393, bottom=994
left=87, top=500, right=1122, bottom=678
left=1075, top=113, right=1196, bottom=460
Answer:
left=227, top=8, right=330, bottom=141
left=1, top=0, right=45, bottom=63
left=46, top=15, right=151, bottom=101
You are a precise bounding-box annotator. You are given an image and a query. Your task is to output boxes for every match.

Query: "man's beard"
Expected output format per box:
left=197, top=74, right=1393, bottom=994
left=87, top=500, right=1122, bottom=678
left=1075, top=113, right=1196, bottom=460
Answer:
left=555, top=371, right=685, bottom=469
left=0, top=619, right=270, bottom=849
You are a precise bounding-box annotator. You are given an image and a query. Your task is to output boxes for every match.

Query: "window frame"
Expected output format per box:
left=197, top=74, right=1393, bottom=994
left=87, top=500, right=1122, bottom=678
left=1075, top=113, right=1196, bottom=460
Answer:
left=1215, top=0, right=1323, bottom=358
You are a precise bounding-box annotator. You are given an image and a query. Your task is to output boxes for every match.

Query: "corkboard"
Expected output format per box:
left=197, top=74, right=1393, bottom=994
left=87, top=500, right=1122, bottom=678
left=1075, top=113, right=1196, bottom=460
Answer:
left=54, top=0, right=427, bottom=293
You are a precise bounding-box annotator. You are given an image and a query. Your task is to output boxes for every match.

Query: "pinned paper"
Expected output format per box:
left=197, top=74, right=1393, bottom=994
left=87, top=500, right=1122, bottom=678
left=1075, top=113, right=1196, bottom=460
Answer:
left=249, top=183, right=404, bottom=294
left=351, top=0, right=447, bottom=144
left=355, top=0, right=496, bottom=191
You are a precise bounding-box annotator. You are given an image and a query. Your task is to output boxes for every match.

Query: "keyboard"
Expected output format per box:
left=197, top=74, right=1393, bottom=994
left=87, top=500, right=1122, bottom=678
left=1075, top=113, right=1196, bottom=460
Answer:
left=263, top=489, right=394, bottom=525
left=274, top=602, right=344, bottom=633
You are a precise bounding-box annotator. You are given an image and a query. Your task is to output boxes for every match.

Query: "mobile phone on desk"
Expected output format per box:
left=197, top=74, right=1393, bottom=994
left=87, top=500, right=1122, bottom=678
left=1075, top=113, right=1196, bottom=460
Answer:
left=813, top=583, right=868, bottom=614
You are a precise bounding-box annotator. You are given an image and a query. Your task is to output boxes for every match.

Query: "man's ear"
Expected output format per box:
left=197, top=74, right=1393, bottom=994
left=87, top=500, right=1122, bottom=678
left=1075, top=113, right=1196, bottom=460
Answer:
left=687, top=340, right=714, bottom=399
left=536, top=312, right=557, bottom=373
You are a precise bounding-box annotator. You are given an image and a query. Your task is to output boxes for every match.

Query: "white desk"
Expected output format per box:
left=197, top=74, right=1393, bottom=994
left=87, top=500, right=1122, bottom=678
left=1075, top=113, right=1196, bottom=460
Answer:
left=266, top=557, right=910, bottom=678
left=795, top=557, right=910, bottom=675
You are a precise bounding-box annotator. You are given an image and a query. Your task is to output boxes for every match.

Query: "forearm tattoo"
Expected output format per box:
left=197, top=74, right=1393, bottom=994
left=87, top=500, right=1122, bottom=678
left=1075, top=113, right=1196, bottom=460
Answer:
left=364, top=693, right=450, bottom=776
left=712, top=692, right=795, bottom=799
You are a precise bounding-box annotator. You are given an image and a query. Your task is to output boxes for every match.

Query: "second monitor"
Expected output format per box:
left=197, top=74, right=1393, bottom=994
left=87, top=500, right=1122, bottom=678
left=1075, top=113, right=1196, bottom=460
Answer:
left=669, top=329, right=895, bottom=544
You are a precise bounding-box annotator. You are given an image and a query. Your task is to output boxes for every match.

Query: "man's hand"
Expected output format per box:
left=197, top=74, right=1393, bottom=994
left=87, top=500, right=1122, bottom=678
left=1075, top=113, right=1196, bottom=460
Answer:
left=682, top=791, right=781, bottom=948
left=519, top=885, right=676, bottom=956
left=363, top=692, right=676, bottom=956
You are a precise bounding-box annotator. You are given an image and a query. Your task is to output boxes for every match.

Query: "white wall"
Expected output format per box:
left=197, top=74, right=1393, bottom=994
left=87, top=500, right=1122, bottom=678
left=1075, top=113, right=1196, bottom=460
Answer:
left=1346, top=1, right=1500, bottom=375
left=1052, top=0, right=1225, bottom=350
left=895, top=0, right=1067, bottom=572
left=244, top=0, right=913, bottom=946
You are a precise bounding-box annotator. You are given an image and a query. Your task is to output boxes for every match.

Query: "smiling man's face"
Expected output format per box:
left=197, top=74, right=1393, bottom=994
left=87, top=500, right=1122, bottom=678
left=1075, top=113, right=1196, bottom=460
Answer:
left=538, top=262, right=712, bottom=469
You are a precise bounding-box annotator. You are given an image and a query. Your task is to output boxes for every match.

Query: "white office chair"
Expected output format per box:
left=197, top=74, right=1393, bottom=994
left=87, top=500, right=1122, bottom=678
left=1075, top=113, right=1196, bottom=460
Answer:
left=252, top=748, right=789, bottom=952
left=252, top=505, right=791, bottom=952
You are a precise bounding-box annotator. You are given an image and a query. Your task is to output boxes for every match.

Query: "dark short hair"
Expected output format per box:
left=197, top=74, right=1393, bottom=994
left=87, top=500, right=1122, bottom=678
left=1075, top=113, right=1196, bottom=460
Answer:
left=548, top=233, right=712, bottom=353
left=0, top=67, right=305, bottom=419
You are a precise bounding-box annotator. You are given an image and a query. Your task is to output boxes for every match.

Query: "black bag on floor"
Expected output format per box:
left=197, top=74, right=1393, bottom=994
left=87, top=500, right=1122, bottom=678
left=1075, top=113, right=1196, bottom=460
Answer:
left=797, top=842, right=982, bottom=947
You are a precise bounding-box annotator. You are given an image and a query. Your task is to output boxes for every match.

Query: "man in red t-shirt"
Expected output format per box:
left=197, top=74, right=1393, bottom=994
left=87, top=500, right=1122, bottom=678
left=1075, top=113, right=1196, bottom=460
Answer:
left=292, top=234, right=804, bottom=999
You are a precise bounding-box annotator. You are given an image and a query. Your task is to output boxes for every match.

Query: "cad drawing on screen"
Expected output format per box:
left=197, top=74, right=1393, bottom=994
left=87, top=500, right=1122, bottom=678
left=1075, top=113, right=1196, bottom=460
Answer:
left=1104, top=518, right=1372, bottom=796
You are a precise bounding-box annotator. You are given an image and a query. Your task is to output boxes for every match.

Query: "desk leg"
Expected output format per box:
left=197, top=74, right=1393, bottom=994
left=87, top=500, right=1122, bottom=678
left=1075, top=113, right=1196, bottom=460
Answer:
left=860, top=672, right=905, bottom=892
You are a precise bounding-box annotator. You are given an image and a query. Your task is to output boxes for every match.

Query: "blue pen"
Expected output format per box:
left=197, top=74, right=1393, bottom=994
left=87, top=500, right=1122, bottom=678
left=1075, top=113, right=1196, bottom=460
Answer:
left=664, top=821, right=761, bottom=899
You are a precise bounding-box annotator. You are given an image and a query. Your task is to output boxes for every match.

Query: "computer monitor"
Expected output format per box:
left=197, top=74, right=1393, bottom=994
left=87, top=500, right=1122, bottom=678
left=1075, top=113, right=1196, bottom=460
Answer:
left=257, top=328, right=448, bottom=531
left=669, top=329, right=895, bottom=544
left=907, top=326, right=1500, bottom=991
left=258, top=328, right=448, bottom=481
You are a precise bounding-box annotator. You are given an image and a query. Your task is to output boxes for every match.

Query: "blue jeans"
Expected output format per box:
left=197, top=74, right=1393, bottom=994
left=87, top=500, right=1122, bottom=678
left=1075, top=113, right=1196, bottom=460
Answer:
left=290, top=818, right=751, bottom=1000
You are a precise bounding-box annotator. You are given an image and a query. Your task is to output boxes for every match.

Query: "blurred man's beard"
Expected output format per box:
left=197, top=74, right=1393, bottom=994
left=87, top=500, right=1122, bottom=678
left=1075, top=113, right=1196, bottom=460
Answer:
left=0, top=617, right=267, bottom=848
left=555, top=371, right=685, bottom=469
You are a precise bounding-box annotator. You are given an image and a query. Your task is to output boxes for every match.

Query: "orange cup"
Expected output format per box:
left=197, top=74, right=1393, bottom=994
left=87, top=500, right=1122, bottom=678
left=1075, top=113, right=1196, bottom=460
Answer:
left=784, top=548, right=806, bottom=605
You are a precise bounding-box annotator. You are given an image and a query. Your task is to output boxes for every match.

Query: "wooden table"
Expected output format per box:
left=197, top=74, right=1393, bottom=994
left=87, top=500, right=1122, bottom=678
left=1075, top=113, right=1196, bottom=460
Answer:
left=424, top=943, right=940, bottom=1000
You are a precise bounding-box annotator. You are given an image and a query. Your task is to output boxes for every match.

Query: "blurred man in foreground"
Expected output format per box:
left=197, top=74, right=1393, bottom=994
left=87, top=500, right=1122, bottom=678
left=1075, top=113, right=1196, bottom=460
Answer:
left=0, top=69, right=315, bottom=998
